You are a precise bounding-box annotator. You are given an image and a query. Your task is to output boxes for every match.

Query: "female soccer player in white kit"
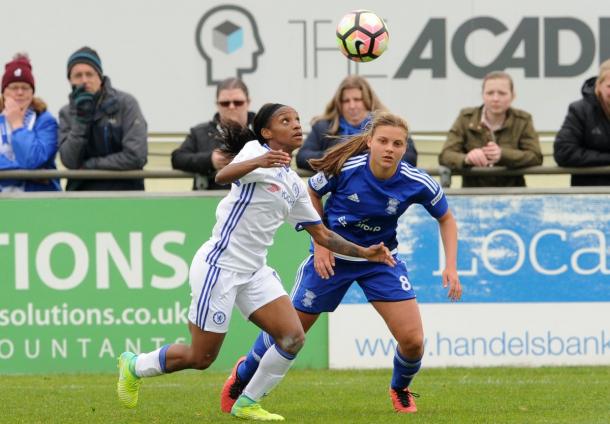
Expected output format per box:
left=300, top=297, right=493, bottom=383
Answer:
left=116, top=103, right=395, bottom=421
left=221, top=111, right=462, bottom=415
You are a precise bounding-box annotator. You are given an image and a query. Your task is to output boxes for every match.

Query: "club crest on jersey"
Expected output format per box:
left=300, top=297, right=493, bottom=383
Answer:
left=212, top=311, right=226, bottom=325
left=301, top=289, right=317, bottom=308
left=310, top=172, right=327, bottom=191
left=386, top=198, right=399, bottom=215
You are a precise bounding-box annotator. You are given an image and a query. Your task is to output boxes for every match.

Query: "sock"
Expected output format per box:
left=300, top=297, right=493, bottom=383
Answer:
left=242, top=344, right=295, bottom=401
left=391, top=348, right=422, bottom=390
left=237, top=331, right=275, bottom=383
left=134, top=344, right=170, bottom=377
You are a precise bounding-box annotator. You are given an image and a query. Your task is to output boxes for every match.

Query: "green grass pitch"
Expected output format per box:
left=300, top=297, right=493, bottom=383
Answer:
left=2, top=366, right=609, bottom=423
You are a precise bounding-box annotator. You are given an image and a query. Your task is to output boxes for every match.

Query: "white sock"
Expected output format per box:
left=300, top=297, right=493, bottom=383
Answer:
left=134, top=346, right=167, bottom=377
left=243, top=345, right=294, bottom=401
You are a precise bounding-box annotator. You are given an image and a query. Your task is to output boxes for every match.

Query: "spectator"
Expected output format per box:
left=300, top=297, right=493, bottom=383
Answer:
left=59, top=47, right=147, bottom=191
left=0, top=53, right=60, bottom=192
left=296, top=75, right=417, bottom=172
left=553, top=59, right=610, bottom=186
left=439, top=71, right=542, bottom=187
left=171, top=77, right=254, bottom=190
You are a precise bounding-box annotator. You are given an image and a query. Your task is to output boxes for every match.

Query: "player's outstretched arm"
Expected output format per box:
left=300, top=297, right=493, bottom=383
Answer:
left=437, top=210, right=462, bottom=301
left=215, top=150, right=291, bottom=184
left=307, top=186, right=336, bottom=279
left=305, top=223, right=396, bottom=267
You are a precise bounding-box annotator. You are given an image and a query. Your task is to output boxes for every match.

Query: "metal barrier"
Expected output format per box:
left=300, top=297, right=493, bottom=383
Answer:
left=2, top=166, right=610, bottom=186
left=2, top=131, right=608, bottom=187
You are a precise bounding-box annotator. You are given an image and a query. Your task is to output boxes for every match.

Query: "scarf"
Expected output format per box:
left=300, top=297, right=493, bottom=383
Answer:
left=338, top=114, right=371, bottom=136
left=0, top=108, right=37, bottom=191
left=0, top=107, right=37, bottom=160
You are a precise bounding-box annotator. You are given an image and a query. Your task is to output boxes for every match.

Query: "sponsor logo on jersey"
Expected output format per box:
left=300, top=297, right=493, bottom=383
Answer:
left=385, top=198, right=400, bottom=215
left=347, top=193, right=360, bottom=203
left=281, top=190, right=295, bottom=206
left=355, top=219, right=381, bottom=232
left=310, top=172, right=328, bottom=191
left=213, top=311, right=226, bottom=325
left=301, top=289, right=317, bottom=308
left=338, top=216, right=348, bottom=227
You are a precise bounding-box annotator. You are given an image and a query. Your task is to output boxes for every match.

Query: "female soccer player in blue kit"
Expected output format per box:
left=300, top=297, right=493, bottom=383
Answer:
left=221, top=111, right=462, bottom=414
left=115, top=103, right=395, bottom=422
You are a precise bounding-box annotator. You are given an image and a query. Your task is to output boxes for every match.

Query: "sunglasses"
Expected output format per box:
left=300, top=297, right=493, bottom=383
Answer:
left=217, top=100, right=247, bottom=108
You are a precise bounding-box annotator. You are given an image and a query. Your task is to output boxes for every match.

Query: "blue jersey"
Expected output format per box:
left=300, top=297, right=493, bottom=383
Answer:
left=308, top=153, right=448, bottom=255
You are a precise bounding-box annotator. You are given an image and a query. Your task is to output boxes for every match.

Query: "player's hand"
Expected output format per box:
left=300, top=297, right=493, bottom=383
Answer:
left=313, top=243, right=335, bottom=279
left=211, top=149, right=232, bottom=170
left=464, top=148, right=489, bottom=167
left=482, top=142, right=501, bottom=165
left=70, top=85, right=96, bottom=124
left=442, top=267, right=462, bottom=301
left=362, top=242, right=396, bottom=267
left=256, top=150, right=291, bottom=168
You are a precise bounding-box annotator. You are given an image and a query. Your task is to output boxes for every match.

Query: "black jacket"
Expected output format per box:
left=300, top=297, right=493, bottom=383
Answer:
left=171, top=112, right=255, bottom=190
left=296, top=119, right=418, bottom=172
left=554, top=77, right=610, bottom=186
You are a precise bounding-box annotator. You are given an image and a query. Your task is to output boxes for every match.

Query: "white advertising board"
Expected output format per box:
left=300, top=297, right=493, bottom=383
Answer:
left=1, top=0, right=609, bottom=132
left=329, top=303, right=610, bottom=368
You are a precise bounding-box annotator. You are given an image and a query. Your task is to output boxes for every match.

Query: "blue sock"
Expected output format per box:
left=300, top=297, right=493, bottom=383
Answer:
left=391, top=348, right=422, bottom=390
left=237, top=331, right=275, bottom=383
left=159, top=344, right=170, bottom=373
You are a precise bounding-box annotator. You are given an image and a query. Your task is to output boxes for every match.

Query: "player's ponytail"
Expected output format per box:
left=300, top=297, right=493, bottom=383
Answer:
left=309, top=134, right=369, bottom=176
left=217, top=121, right=256, bottom=155
left=309, top=111, right=409, bottom=176
left=218, top=103, right=287, bottom=154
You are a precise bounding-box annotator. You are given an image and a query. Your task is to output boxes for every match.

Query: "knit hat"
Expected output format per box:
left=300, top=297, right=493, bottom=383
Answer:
left=67, top=46, right=103, bottom=79
left=2, top=53, right=35, bottom=92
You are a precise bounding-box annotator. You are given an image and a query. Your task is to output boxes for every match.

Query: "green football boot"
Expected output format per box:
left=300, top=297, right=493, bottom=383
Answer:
left=231, top=395, right=284, bottom=421
left=116, top=351, right=141, bottom=408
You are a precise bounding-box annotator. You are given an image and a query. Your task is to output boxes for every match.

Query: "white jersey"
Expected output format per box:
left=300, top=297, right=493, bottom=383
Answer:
left=199, top=140, right=322, bottom=273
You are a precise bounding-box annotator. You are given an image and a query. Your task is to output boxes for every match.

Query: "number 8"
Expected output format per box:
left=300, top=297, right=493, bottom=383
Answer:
left=400, top=275, right=411, bottom=291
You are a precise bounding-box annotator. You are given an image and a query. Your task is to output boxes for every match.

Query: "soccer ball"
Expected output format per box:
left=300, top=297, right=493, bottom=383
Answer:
left=336, top=10, right=389, bottom=62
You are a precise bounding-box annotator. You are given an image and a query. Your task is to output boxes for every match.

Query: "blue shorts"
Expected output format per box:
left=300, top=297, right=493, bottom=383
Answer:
left=291, top=255, right=416, bottom=314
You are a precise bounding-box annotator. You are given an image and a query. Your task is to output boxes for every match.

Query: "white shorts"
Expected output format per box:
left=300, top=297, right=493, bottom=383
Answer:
left=187, top=247, right=287, bottom=333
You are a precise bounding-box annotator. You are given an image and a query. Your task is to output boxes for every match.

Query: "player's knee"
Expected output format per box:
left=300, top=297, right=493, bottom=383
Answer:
left=190, top=350, right=218, bottom=370
left=398, top=335, right=424, bottom=358
left=276, top=330, right=305, bottom=355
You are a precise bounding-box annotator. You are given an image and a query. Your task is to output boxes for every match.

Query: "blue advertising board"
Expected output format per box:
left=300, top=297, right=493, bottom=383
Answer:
left=342, top=194, right=610, bottom=303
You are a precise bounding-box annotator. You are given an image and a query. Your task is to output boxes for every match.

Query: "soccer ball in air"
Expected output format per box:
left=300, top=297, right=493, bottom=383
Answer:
left=336, top=10, right=389, bottom=62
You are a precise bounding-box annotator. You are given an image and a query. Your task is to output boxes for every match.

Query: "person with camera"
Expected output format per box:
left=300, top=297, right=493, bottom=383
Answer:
left=58, top=47, right=147, bottom=191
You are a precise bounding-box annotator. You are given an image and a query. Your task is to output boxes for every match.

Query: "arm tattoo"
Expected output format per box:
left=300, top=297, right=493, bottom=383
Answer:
left=324, top=232, right=362, bottom=257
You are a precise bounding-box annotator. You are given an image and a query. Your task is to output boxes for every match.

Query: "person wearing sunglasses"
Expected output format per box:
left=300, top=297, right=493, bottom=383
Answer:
left=171, top=77, right=254, bottom=190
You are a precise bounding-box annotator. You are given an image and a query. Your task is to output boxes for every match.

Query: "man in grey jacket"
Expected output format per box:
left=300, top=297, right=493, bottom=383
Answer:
left=59, top=47, right=147, bottom=190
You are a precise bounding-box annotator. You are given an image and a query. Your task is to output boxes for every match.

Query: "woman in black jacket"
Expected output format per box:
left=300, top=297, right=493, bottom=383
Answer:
left=554, top=60, right=610, bottom=186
